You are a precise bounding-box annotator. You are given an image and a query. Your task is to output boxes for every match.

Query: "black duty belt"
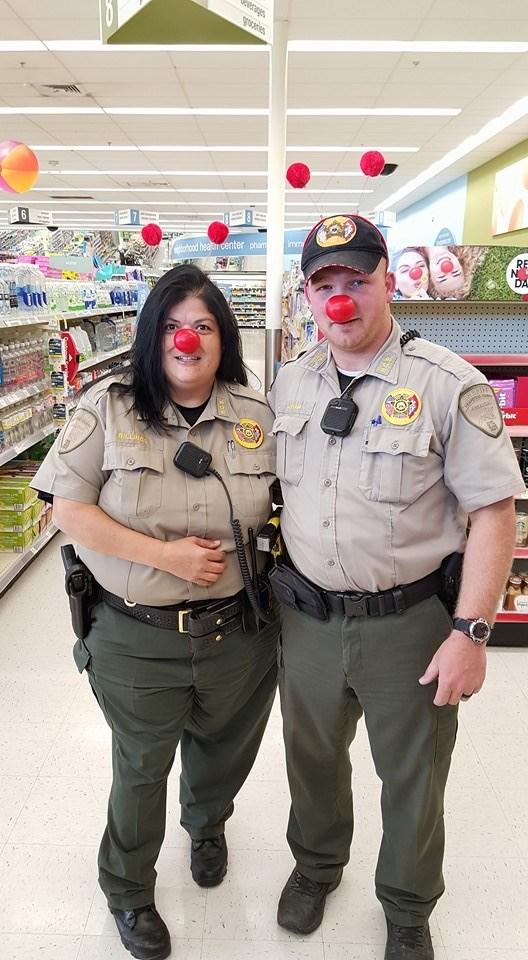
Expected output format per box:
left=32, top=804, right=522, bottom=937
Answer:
left=324, top=569, right=443, bottom=618
left=100, top=587, right=244, bottom=638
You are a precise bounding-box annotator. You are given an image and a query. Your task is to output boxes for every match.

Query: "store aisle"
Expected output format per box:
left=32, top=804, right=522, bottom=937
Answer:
left=1, top=533, right=528, bottom=960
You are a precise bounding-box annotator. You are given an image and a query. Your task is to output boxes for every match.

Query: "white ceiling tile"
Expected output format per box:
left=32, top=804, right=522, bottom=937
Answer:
left=26, top=20, right=98, bottom=41
left=0, top=18, right=36, bottom=38
left=12, top=0, right=98, bottom=19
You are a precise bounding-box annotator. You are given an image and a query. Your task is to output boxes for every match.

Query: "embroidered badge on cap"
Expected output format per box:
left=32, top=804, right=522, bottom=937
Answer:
left=459, top=383, right=503, bottom=438
left=316, top=216, right=357, bottom=248
left=382, top=388, right=422, bottom=426
left=233, top=419, right=264, bottom=449
left=58, top=408, right=98, bottom=454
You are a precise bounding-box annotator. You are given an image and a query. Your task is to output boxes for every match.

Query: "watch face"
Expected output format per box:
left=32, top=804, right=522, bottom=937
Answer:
left=470, top=619, right=490, bottom=641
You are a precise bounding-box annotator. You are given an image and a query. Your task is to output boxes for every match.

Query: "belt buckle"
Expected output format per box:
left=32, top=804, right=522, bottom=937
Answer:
left=342, top=593, right=369, bottom=617
left=178, top=608, right=192, bottom=633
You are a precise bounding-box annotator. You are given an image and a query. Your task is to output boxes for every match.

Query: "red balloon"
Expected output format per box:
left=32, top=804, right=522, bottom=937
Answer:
left=207, top=221, right=229, bottom=244
left=440, top=258, right=454, bottom=274
left=174, top=328, right=201, bottom=353
left=359, top=150, right=385, bottom=177
left=325, top=295, right=357, bottom=323
left=141, top=222, right=162, bottom=246
left=286, top=162, right=311, bottom=189
left=409, top=266, right=423, bottom=281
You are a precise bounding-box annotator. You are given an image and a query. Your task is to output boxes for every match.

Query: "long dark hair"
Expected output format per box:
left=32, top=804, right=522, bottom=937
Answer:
left=89, top=264, right=248, bottom=431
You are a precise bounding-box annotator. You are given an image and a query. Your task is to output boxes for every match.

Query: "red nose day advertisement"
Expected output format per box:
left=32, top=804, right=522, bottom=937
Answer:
left=389, top=245, right=528, bottom=302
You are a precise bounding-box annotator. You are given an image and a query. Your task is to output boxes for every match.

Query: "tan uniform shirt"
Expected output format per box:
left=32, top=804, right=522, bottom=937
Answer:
left=268, top=319, right=525, bottom=593
left=32, top=375, right=276, bottom=605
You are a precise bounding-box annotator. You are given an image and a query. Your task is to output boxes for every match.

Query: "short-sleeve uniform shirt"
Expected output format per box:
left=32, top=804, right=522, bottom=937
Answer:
left=32, top=375, right=276, bottom=605
left=268, top=319, right=525, bottom=593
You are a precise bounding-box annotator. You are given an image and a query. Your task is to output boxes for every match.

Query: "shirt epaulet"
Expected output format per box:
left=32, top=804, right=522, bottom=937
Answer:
left=225, top=382, right=269, bottom=405
left=81, top=372, right=130, bottom=407
left=403, top=337, right=478, bottom=382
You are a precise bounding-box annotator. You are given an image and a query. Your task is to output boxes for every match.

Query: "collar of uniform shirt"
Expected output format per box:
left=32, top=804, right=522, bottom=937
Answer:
left=313, top=317, right=404, bottom=392
left=163, top=379, right=240, bottom=427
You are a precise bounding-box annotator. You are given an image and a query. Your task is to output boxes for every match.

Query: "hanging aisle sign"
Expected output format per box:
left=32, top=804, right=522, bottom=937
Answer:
left=100, top=0, right=272, bottom=45
left=9, top=206, right=53, bottom=225
left=171, top=229, right=307, bottom=260
left=224, top=208, right=268, bottom=228
left=114, top=209, right=160, bottom=226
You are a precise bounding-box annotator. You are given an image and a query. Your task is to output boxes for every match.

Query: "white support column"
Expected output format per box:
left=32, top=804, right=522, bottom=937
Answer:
left=264, top=16, right=289, bottom=391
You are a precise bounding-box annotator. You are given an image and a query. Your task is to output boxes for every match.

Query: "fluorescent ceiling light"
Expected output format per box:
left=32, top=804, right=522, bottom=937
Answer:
left=7, top=106, right=454, bottom=118
left=288, top=40, right=528, bottom=53
left=376, top=94, right=528, bottom=211
left=31, top=186, right=370, bottom=195
left=0, top=41, right=45, bottom=51
left=43, top=41, right=268, bottom=52
left=288, top=107, right=460, bottom=117
left=31, top=144, right=418, bottom=153
left=107, top=107, right=268, bottom=116
left=40, top=169, right=363, bottom=177
left=40, top=170, right=271, bottom=176
left=287, top=146, right=419, bottom=153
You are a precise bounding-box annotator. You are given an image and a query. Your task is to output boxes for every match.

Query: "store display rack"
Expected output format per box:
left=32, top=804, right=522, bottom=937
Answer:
left=0, top=523, right=57, bottom=598
left=208, top=272, right=266, bottom=328
left=0, top=422, right=56, bottom=469
left=0, top=289, right=139, bottom=598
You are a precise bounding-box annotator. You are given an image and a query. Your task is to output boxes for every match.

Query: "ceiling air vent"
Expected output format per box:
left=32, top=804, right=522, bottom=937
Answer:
left=50, top=195, right=95, bottom=200
left=36, top=83, right=84, bottom=96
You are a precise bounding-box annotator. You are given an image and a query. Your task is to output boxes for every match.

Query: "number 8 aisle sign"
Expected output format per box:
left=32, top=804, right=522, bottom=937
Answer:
left=100, top=1, right=149, bottom=42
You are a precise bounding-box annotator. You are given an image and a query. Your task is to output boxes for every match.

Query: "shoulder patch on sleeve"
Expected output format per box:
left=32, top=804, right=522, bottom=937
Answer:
left=58, top=408, right=98, bottom=454
left=459, top=383, right=504, bottom=438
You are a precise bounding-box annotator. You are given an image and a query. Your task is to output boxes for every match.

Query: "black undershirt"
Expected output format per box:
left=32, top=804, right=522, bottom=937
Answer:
left=337, top=371, right=355, bottom=393
left=174, top=399, right=210, bottom=426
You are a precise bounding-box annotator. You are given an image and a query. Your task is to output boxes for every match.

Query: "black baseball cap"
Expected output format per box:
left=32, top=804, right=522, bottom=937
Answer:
left=301, top=214, right=389, bottom=282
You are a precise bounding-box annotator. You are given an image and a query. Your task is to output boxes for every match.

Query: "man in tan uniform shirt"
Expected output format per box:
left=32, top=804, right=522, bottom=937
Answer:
left=268, top=214, right=524, bottom=960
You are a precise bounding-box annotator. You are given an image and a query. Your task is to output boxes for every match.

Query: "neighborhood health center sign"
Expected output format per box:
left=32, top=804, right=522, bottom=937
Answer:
left=101, top=0, right=272, bottom=44
left=171, top=229, right=308, bottom=259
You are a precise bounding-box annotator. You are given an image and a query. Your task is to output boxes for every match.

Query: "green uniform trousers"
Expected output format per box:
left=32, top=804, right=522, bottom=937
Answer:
left=74, top=599, right=279, bottom=910
left=278, top=594, right=458, bottom=927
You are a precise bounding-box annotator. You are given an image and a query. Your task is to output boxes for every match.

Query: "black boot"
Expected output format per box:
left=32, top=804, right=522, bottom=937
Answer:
left=277, top=868, right=342, bottom=934
left=385, top=918, right=434, bottom=959
left=190, top=834, right=228, bottom=887
left=111, top=904, right=171, bottom=960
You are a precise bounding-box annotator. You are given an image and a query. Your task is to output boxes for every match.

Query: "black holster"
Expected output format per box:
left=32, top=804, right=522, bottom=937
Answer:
left=440, top=551, right=463, bottom=615
left=61, top=544, right=98, bottom=640
left=268, top=562, right=328, bottom=622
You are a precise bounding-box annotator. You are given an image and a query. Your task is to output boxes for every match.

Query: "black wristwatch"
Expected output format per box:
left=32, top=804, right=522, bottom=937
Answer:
left=452, top=617, right=492, bottom=645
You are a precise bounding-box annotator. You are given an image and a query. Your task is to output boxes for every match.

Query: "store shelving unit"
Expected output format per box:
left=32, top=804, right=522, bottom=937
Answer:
left=0, top=422, right=57, bottom=469
left=78, top=345, right=131, bottom=371
left=0, top=294, right=138, bottom=597
left=0, top=523, right=57, bottom=598
left=208, top=272, right=266, bottom=328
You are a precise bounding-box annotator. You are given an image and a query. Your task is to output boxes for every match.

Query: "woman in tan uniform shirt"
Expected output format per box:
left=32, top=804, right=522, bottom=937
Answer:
left=32, top=264, right=279, bottom=960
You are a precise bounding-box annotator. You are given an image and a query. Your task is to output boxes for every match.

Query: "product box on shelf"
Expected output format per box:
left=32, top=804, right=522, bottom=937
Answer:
left=0, top=504, right=34, bottom=531
left=0, top=477, right=38, bottom=509
left=0, top=527, right=33, bottom=552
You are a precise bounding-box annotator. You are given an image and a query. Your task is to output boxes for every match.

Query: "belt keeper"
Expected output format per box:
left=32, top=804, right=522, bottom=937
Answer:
left=392, top=588, right=406, bottom=614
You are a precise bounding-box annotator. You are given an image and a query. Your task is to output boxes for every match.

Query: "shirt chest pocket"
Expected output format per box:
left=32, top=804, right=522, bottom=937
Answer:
left=272, top=413, right=311, bottom=486
left=102, top=444, right=164, bottom=519
left=358, top=427, right=436, bottom=505
left=223, top=450, right=275, bottom=520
